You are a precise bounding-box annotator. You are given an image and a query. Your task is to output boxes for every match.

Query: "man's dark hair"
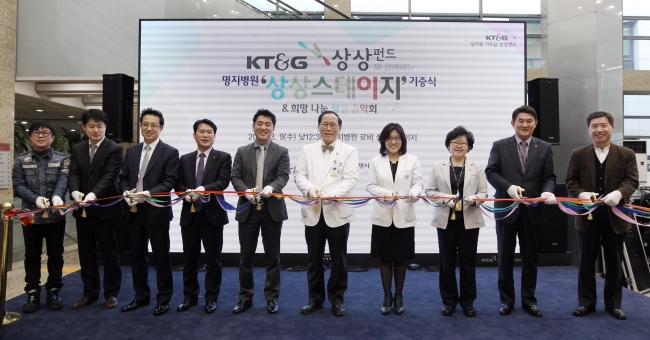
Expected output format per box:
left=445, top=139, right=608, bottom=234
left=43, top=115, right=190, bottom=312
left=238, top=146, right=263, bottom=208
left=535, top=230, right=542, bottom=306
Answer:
left=586, top=111, right=614, bottom=126
left=253, top=109, right=276, bottom=126
left=81, top=109, right=108, bottom=125
left=140, top=108, right=164, bottom=126
left=29, top=120, right=56, bottom=136
left=512, top=105, right=537, bottom=121
left=193, top=119, right=217, bottom=133
left=378, top=123, right=407, bottom=156
left=445, top=126, right=475, bottom=151
left=318, top=110, right=342, bottom=126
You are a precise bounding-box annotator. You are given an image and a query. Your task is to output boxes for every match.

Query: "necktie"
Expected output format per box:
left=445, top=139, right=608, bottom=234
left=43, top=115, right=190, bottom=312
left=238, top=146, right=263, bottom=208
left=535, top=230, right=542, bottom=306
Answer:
left=519, top=141, right=528, bottom=172
left=196, top=153, right=205, bottom=186
left=256, top=145, right=265, bottom=190
left=322, top=144, right=333, bottom=152
left=136, top=145, right=151, bottom=192
left=89, top=144, right=97, bottom=163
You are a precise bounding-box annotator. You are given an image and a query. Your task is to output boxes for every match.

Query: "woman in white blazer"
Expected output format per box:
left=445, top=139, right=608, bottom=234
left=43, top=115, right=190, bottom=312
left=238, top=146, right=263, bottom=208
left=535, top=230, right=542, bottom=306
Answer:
left=367, top=123, right=423, bottom=316
left=426, top=126, right=487, bottom=318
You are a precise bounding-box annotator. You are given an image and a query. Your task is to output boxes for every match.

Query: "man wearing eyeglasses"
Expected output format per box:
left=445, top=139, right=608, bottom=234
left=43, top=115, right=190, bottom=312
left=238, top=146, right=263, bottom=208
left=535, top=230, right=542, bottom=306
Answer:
left=119, top=108, right=179, bottom=316
left=12, top=121, right=69, bottom=313
left=294, top=110, right=359, bottom=316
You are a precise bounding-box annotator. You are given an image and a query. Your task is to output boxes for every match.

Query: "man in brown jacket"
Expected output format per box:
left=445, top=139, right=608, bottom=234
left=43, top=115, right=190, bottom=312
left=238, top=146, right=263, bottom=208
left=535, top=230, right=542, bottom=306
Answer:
left=566, top=111, right=639, bottom=320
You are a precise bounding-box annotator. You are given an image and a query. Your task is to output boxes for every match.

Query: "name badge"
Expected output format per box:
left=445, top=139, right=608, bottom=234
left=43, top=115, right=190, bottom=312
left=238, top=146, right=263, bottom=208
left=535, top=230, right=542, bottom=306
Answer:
left=48, top=162, right=61, bottom=167
left=22, top=164, right=37, bottom=169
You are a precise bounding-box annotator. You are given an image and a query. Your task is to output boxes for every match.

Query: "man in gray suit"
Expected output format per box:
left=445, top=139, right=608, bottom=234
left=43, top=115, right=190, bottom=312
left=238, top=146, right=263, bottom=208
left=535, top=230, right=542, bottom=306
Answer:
left=231, top=109, right=290, bottom=315
left=485, top=105, right=557, bottom=317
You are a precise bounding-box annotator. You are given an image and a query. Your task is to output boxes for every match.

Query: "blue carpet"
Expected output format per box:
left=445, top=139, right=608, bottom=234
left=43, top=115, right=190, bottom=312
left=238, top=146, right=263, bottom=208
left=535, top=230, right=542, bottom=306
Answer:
left=2, top=266, right=649, bottom=339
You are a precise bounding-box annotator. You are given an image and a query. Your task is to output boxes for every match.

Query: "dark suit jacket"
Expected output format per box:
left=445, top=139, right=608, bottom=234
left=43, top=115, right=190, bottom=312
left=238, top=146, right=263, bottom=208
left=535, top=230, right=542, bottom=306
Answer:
left=68, top=139, right=123, bottom=219
left=565, top=144, right=639, bottom=234
left=231, top=141, right=290, bottom=223
left=176, top=149, right=232, bottom=228
left=485, top=135, right=556, bottom=224
left=119, top=140, right=179, bottom=225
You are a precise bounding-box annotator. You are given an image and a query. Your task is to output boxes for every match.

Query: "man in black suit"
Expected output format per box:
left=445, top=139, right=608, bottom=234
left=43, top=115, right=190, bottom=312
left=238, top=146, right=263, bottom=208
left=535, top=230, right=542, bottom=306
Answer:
left=231, top=109, right=290, bottom=315
left=119, top=108, right=179, bottom=316
left=175, top=119, right=231, bottom=314
left=68, top=109, right=123, bottom=310
left=485, top=105, right=557, bottom=317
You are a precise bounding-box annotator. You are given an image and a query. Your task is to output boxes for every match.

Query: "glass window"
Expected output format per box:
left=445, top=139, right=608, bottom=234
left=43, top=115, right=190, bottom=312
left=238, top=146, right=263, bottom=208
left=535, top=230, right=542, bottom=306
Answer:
left=527, top=37, right=541, bottom=68
left=623, top=39, right=650, bottom=70
left=625, top=95, right=650, bottom=117
left=411, top=0, right=479, bottom=14
left=624, top=0, right=650, bottom=17
left=483, top=0, right=540, bottom=15
left=624, top=119, right=650, bottom=138
left=624, top=20, right=650, bottom=37
left=352, top=0, right=408, bottom=12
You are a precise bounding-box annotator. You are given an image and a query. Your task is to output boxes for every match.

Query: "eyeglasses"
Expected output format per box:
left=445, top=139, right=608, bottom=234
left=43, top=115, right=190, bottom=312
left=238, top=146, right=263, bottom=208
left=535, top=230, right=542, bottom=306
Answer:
left=31, top=131, right=52, bottom=137
left=450, top=141, right=468, bottom=147
left=141, top=123, right=160, bottom=129
left=319, top=122, right=339, bottom=129
left=386, top=137, right=402, bottom=143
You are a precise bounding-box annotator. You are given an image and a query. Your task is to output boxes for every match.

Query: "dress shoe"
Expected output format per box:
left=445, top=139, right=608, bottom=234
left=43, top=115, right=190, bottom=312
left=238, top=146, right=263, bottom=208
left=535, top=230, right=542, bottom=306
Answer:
left=46, top=289, right=63, bottom=310
left=105, top=297, right=118, bottom=309
left=205, top=301, right=217, bottom=314
left=153, top=302, right=169, bottom=316
left=177, top=299, right=198, bottom=312
left=301, top=302, right=323, bottom=314
left=523, top=304, right=543, bottom=317
left=71, top=296, right=96, bottom=309
left=267, top=300, right=279, bottom=314
left=393, top=295, right=404, bottom=315
left=232, top=300, right=253, bottom=314
left=499, top=304, right=514, bottom=315
left=121, top=299, right=150, bottom=312
left=573, top=305, right=595, bottom=317
left=332, top=304, right=346, bottom=316
left=463, top=307, right=476, bottom=317
left=606, top=308, right=627, bottom=320
left=381, top=295, right=393, bottom=315
left=23, top=289, right=40, bottom=313
left=441, top=305, right=455, bottom=316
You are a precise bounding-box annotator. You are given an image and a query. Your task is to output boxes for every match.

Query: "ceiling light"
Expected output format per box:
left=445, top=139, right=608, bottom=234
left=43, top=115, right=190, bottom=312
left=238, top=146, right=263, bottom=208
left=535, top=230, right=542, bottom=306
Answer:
left=68, top=116, right=75, bottom=118
left=578, top=6, right=582, bottom=9
left=601, top=64, right=605, bottom=66
left=21, top=121, right=27, bottom=124
left=77, top=122, right=82, bottom=124
left=36, top=109, right=43, bottom=112
left=334, top=4, right=338, bottom=7
left=70, top=129, right=76, bottom=132
left=608, top=5, right=614, bottom=9
left=213, top=14, right=218, bottom=17
left=231, top=10, right=234, bottom=12
left=25, top=129, right=29, bottom=132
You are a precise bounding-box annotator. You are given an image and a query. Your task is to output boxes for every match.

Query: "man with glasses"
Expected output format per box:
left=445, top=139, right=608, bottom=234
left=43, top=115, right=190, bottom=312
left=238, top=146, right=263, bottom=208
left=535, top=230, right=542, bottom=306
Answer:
left=12, top=121, right=69, bottom=313
left=294, top=110, right=359, bottom=316
left=119, top=108, right=179, bottom=316
left=485, top=105, right=557, bottom=317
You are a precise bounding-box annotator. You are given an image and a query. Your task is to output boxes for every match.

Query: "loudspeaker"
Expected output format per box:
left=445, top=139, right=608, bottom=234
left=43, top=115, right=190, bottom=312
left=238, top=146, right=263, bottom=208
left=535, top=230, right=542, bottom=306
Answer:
left=527, top=78, right=560, bottom=144
left=538, top=183, right=568, bottom=252
left=103, top=73, right=134, bottom=143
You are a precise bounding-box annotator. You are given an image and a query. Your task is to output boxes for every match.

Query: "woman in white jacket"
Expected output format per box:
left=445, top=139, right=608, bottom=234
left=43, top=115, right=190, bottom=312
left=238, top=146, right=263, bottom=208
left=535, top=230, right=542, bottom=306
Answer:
left=426, top=126, right=488, bottom=317
left=367, top=123, right=423, bottom=315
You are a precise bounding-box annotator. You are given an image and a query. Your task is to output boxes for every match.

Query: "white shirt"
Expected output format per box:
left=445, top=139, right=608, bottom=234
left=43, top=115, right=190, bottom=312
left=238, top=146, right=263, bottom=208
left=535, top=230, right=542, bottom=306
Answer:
left=514, top=135, right=532, bottom=159
left=89, top=137, right=105, bottom=157
left=321, top=140, right=337, bottom=165
left=594, top=144, right=610, bottom=164
left=195, top=148, right=212, bottom=173
left=140, top=138, right=160, bottom=169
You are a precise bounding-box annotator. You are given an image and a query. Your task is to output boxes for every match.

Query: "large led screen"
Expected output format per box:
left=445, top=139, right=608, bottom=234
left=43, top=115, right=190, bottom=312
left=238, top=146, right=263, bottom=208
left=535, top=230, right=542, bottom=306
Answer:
left=139, top=20, right=526, bottom=253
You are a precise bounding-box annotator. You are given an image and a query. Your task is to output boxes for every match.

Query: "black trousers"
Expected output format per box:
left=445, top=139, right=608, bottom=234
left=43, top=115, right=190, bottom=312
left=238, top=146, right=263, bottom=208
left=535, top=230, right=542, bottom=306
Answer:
left=305, top=213, right=349, bottom=306
left=437, top=218, right=480, bottom=309
left=22, top=219, right=66, bottom=292
left=238, top=205, right=282, bottom=301
left=128, top=211, right=173, bottom=304
left=496, top=208, right=540, bottom=307
left=76, top=215, right=122, bottom=299
left=181, top=210, right=223, bottom=303
left=578, top=208, right=625, bottom=310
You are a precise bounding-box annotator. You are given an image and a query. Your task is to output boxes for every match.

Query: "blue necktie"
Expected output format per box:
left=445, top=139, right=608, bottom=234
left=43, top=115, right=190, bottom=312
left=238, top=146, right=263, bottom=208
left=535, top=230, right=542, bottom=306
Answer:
left=196, top=153, right=205, bottom=186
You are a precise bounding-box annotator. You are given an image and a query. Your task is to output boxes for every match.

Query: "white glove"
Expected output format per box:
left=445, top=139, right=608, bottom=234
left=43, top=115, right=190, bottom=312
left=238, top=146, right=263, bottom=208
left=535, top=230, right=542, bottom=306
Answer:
left=464, top=195, right=478, bottom=206
left=123, top=191, right=131, bottom=198
left=320, top=191, right=332, bottom=205
left=541, top=192, right=557, bottom=205
left=187, top=187, right=203, bottom=202
left=307, top=187, right=318, bottom=197
left=603, top=190, right=622, bottom=207
left=135, top=191, right=150, bottom=197
left=445, top=199, right=456, bottom=209
left=195, top=186, right=205, bottom=193
left=245, top=188, right=258, bottom=204
left=578, top=192, right=595, bottom=202
left=129, top=193, right=145, bottom=204
left=184, top=189, right=194, bottom=203
left=51, top=195, right=64, bottom=207
left=83, top=192, right=96, bottom=202
left=406, top=189, right=420, bottom=203
left=71, top=191, right=83, bottom=203
left=260, top=186, right=274, bottom=198
left=35, top=197, right=49, bottom=209
left=507, top=185, right=524, bottom=199
left=126, top=199, right=138, bottom=207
